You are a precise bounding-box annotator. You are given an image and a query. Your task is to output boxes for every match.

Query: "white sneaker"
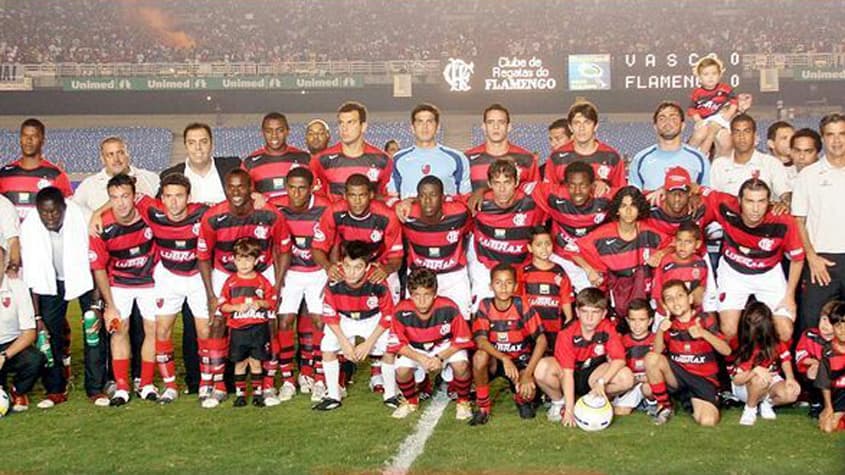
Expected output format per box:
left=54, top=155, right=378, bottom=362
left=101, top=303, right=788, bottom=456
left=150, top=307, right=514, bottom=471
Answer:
left=298, top=374, right=314, bottom=394
left=391, top=402, right=418, bottom=419
left=739, top=405, right=757, bottom=426
left=264, top=394, right=281, bottom=407
left=92, top=395, right=111, bottom=407
left=759, top=399, right=777, bottom=420
left=197, top=386, right=212, bottom=401
left=456, top=401, right=473, bottom=421
left=201, top=389, right=226, bottom=409
left=110, top=389, right=130, bottom=407
left=279, top=381, right=297, bottom=402
left=369, top=375, right=385, bottom=393
left=311, top=381, right=327, bottom=403
left=547, top=402, right=565, bottom=422
left=139, top=385, right=159, bottom=402
left=37, top=399, right=56, bottom=409
left=159, top=388, right=179, bottom=404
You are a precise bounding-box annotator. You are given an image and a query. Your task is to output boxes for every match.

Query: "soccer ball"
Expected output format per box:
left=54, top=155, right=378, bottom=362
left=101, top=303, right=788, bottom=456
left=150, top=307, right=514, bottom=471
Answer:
left=0, top=387, right=9, bottom=418
left=573, top=393, right=613, bottom=432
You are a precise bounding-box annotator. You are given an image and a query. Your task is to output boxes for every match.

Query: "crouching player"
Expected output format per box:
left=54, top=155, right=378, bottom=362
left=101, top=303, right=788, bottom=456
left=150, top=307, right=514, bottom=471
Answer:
left=534, top=287, right=634, bottom=426
left=795, top=302, right=837, bottom=418
left=388, top=269, right=474, bottom=420
left=816, top=302, right=845, bottom=433
left=314, top=240, right=397, bottom=411
left=218, top=238, right=277, bottom=407
left=470, top=264, right=547, bottom=425
left=645, top=280, right=731, bottom=426
left=613, top=299, right=656, bottom=416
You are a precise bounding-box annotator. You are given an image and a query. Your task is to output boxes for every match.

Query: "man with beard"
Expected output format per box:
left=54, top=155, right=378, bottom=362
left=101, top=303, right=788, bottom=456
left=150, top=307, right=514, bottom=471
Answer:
left=305, top=119, right=331, bottom=156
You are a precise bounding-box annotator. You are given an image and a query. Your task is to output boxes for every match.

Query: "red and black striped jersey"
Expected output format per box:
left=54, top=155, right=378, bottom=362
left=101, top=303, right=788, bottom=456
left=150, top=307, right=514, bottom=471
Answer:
left=795, top=328, right=831, bottom=374
left=531, top=182, right=612, bottom=257
left=464, top=143, right=539, bottom=192
left=388, top=296, right=473, bottom=353
left=702, top=188, right=804, bottom=274
left=573, top=221, right=670, bottom=276
left=473, top=186, right=547, bottom=269
left=555, top=319, right=625, bottom=371
left=688, top=83, right=736, bottom=119
left=622, top=332, right=655, bottom=377
left=544, top=140, right=626, bottom=188
left=0, top=158, right=73, bottom=220
left=815, top=344, right=845, bottom=391
left=651, top=253, right=708, bottom=305
left=402, top=199, right=471, bottom=274
left=645, top=200, right=712, bottom=239
left=312, top=199, right=402, bottom=265
left=310, top=142, right=393, bottom=200
left=89, top=210, right=156, bottom=288
left=218, top=273, right=277, bottom=329
left=197, top=202, right=291, bottom=275
left=662, top=313, right=725, bottom=383
left=472, top=297, right=543, bottom=358
left=733, top=341, right=791, bottom=375
left=136, top=195, right=208, bottom=276
left=270, top=194, right=331, bottom=272
left=322, top=272, right=393, bottom=328
left=519, top=263, right=573, bottom=334
left=242, top=145, right=311, bottom=198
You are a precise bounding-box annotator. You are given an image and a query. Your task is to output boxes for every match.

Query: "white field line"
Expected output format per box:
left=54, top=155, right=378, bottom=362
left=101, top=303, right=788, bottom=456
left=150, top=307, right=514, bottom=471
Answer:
left=383, top=389, right=450, bottom=475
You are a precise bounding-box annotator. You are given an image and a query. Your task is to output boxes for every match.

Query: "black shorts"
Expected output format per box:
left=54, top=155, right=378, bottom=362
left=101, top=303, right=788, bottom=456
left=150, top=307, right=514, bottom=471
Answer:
left=668, top=360, right=719, bottom=407
left=833, top=388, right=845, bottom=413
left=574, top=360, right=604, bottom=397
left=543, top=331, right=557, bottom=357
left=229, top=324, right=271, bottom=363
left=492, top=353, right=530, bottom=380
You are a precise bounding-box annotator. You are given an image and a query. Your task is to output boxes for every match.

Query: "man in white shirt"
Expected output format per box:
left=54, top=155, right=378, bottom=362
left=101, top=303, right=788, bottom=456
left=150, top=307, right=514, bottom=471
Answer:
left=0, top=239, right=43, bottom=413
left=73, top=136, right=160, bottom=221
left=710, top=114, right=791, bottom=202
left=792, top=113, right=845, bottom=334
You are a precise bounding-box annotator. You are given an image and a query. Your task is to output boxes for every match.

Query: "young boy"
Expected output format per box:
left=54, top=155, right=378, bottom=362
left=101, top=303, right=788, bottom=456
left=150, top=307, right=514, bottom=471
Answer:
left=645, top=280, right=732, bottom=426
left=795, top=301, right=837, bottom=417
left=815, top=302, right=845, bottom=433
left=521, top=226, right=574, bottom=353
left=613, top=298, right=656, bottom=416
left=534, top=287, right=634, bottom=426
left=218, top=237, right=278, bottom=407
left=388, top=268, right=474, bottom=420
left=687, top=55, right=738, bottom=156
left=651, top=222, right=709, bottom=327
left=470, top=263, right=547, bottom=425
left=313, top=240, right=397, bottom=411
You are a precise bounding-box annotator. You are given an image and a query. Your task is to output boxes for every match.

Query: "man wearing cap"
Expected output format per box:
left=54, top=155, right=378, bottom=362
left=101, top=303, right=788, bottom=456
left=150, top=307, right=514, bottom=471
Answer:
left=305, top=119, right=331, bottom=156
left=629, top=102, right=710, bottom=191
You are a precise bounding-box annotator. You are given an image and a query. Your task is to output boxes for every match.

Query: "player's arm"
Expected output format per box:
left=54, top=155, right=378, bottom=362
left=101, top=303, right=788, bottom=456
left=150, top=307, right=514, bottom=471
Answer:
left=561, top=367, right=576, bottom=426
left=653, top=318, right=670, bottom=354
left=695, top=322, right=731, bottom=356
left=519, top=333, right=547, bottom=398
left=92, top=269, right=120, bottom=330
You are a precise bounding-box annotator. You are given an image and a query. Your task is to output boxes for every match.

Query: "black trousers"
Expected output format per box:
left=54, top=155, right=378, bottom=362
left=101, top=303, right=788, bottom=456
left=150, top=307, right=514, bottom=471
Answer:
left=798, top=253, right=845, bottom=335
left=38, top=284, right=110, bottom=397
left=0, top=340, right=45, bottom=395
left=180, top=302, right=200, bottom=392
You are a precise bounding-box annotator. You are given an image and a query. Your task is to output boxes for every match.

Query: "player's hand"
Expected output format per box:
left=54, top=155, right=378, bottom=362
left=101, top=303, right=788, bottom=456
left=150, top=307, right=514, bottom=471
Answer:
left=104, top=306, right=122, bottom=333
left=752, top=366, right=772, bottom=386
left=737, top=93, right=753, bottom=113
left=501, top=357, right=519, bottom=382
left=646, top=250, right=663, bottom=268
left=775, top=295, right=797, bottom=320
left=327, top=263, right=344, bottom=282
left=590, top=380, right=608, bottom=399
left=340, top=340, right=358, bottom=363
left=368, top=263, right=388, bottom=283
left=658, top=318, right=672, bottom=333
left=807, top=253, right=834, bottom=287
left=207, top=296, right=219, bottom=319
left=770, top=200, right=790, bottom=216
left=89, top=213, right=105, bottom=236
left=784, top=377, right=800, bottom=395
left=5, top=256, right=20, bottom=278
left=517, top=377, right=535, bottom=401
left=251, top=192, right=267, bottom=210
left=819, top=408, right=834, bottom=430
left=353, top=341, right=373, bottom=363
left=646, top=187, right=665, bottom=207
left=687, top=319, right=703, bottom=339
left=425, top=356, right=442, bottom=373
left=687, top=192, right=703, bottom=214
left=395, top=198, right=413, bottom=223
left=587, top=269, right=603, bottom=287
left=806, top=360, right=820, bottom=380
left=593, top=180, right=610, bottom=198
left=561, top=410, right=576, bottom=428
left=466, top=189, right=485, bottom=217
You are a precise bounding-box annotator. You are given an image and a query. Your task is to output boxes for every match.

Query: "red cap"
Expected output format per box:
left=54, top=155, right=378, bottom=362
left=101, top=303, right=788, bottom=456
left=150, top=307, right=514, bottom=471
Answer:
left=664, top=167, right=691, bottom=191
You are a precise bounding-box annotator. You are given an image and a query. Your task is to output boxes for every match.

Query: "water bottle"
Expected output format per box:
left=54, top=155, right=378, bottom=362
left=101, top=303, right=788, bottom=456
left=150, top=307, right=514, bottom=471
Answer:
left=36, top=328, right=54, bottom=368
left=83, top=310, right=100, bottom=347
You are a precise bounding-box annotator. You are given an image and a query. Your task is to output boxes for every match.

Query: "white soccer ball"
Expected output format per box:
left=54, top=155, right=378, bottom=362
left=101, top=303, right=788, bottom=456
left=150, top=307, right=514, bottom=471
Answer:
left=573, top=393, right=613, bottom=432
left=0, top=387, right=9, bottom=418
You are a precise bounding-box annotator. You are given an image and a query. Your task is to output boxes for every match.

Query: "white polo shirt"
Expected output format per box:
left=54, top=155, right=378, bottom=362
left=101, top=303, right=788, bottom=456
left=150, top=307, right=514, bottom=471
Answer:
left=73, top=166, right=160, bottom=220
left=791, top=156, right=845, bottom=254
left=710, top=150, right=791, bottom=200
left=0, top=193, right=20, bottom=243
left=183, top=159, right=226, bottom=205
left=0, top=276, right=36, bottom=345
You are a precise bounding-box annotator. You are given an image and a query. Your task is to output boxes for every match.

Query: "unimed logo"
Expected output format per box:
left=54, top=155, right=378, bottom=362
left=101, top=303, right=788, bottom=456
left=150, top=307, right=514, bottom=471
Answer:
left=443, top=58, right=474, bottom=92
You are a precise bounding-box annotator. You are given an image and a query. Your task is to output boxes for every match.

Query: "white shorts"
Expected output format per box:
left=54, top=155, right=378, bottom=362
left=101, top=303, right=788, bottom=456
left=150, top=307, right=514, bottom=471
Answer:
left=717, top=258, right=792, bottom=320
left=153, top=263, right=209, bottom=319
left=700, top=113, right=731, bottom=130
left=551, top=253, right=591, bottom=292
left=468, top=257, right=493, bottom=314
left=732, top=373, right=784, bottom=403
left=702, top=255, right=719, bottom=313
left=396, top=342, right=468, bottom=383
left=212, top=266, right=276, bottom=297
left=278, top=269, right=328, bottom=315
left=434, top=268, right=472, bottom=320
left=111, top=285, right=157, bottom=322
left=612, top=382, right=644, bottom=409
left=387, top=272, right=401, bottom=304
left=321, top=316, right=389, bottom=356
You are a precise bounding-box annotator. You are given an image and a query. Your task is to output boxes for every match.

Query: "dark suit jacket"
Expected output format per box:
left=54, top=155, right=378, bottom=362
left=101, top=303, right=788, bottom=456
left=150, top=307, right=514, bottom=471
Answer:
left=159, top=156, right=242, bottom=181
